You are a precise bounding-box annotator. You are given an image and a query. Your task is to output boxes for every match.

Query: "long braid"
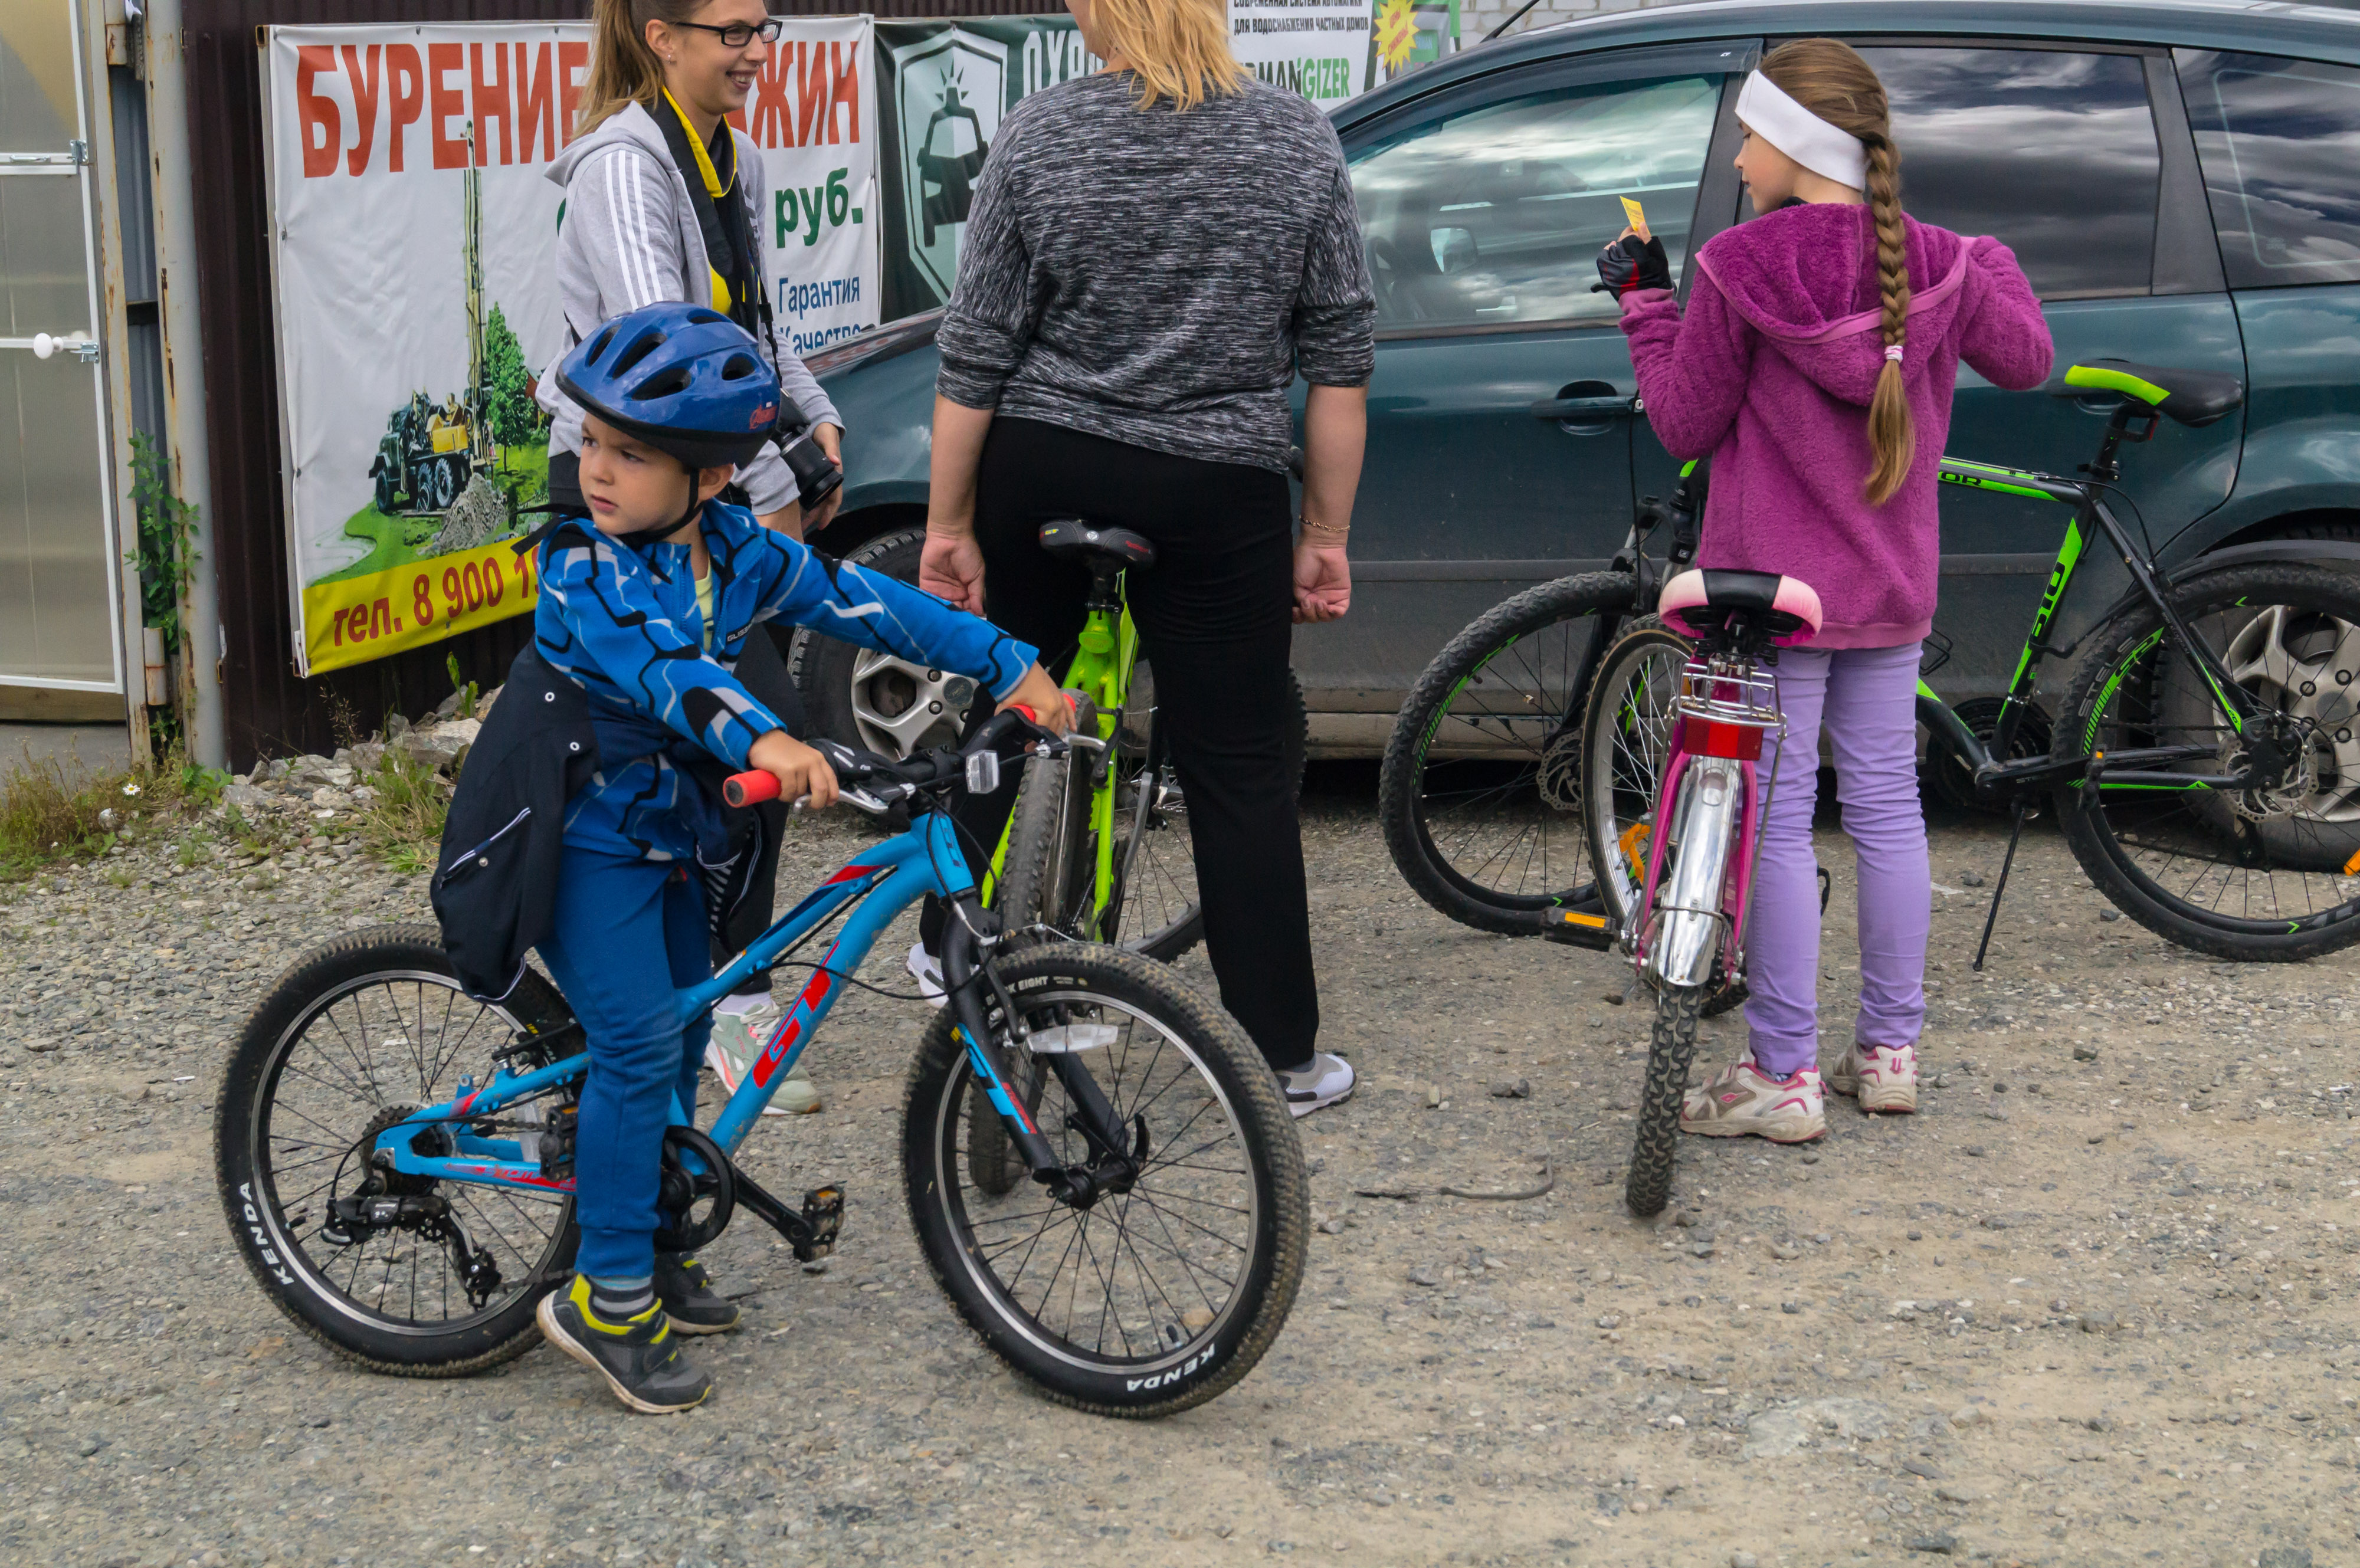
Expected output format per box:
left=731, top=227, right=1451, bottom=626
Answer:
left=1861, top=130, right=1914, bottom=504
left=1761, top=39, right=1918, bottom=505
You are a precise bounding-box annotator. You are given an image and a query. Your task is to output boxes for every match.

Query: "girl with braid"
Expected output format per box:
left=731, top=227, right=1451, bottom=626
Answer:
left=1594, top=39, right=2052, bottom=1144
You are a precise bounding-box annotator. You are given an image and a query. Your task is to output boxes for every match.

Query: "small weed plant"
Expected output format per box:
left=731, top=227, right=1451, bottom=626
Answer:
left=0, top=744, right=228, bottom=881
left=355, top=750, right=451, bottom=875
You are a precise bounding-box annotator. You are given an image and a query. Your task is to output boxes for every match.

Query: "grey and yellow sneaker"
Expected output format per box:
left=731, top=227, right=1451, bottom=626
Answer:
left=1679, top=1055, right=1827, bottom=1143
left=1827, top=1041, right=1918, bottom=1114
left=654, top=1252, right=740, bottom=1334
left=536, top=1275, right=712, bottom=1414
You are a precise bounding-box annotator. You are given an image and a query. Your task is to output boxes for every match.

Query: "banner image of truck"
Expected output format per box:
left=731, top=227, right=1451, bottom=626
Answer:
left=260, top=19, right=878, bottom=676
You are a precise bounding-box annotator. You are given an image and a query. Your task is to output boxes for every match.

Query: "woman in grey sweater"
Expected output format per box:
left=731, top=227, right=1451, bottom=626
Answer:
left=916, top=0, right=1375, bottom=1114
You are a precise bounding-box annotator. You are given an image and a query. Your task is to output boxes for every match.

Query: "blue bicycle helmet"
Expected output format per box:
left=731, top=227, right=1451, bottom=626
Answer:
left=556, top=303, right=781, bottom=470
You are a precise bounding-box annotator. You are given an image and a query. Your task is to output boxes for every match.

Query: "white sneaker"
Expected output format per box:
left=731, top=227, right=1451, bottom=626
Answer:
left=1679, top=1054, right=1825, bottom=1143
left=907, top=940, right=946, bottom=1009
left=706, top=994, right=820, bottom=1116
left=1827, top=1041, right=1918, bottom=1114
left=1279, top=1052, right=1355, bottom=1118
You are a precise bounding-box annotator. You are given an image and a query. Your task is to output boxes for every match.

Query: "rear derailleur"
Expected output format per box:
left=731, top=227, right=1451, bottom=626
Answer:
left=320, top=1189, right=504, bottom=1309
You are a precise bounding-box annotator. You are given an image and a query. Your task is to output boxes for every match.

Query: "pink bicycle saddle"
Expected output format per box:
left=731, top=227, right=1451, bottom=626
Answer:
left=1657, top=569, right=1824, bottom=646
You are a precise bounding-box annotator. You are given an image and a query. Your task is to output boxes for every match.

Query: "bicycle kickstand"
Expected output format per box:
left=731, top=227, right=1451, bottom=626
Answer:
left=1971, top=803, right=2029, bottom=973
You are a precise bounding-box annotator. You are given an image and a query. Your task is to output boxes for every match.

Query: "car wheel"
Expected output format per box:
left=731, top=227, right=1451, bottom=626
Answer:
left=790, top=527, right=974, bottom=760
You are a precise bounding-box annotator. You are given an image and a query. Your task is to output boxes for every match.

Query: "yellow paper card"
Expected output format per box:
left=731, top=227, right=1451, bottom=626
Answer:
left=1620, top=196, right=1649, bottom=238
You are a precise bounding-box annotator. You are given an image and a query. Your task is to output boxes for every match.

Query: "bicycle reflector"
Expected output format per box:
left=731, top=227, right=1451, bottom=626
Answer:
left=1680, top=714, right=1766, bottom=760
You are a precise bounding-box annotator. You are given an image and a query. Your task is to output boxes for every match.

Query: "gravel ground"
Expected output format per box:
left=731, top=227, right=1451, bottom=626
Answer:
left=5, top=767, right=2360, bottom=1568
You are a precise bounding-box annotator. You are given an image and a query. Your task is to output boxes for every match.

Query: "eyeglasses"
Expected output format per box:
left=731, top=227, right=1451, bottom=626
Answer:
left=671, top=17, right=784, bottom=48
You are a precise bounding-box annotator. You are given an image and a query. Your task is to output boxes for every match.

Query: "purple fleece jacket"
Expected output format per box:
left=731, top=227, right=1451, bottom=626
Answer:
left=1620, top=204, right=2054, bottom=647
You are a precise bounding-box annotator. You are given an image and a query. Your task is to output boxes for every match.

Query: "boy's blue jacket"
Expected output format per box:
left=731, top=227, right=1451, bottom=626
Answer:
left=430, top=504, right=1037, bottom=999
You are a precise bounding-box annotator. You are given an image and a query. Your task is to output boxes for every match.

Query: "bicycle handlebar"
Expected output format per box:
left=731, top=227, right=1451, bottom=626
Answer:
left=720, top=704, right=1065, bottom=812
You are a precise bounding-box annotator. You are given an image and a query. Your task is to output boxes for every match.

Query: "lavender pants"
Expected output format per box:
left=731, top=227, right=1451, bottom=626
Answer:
left=1742, top=642, right=1929, bottom=1078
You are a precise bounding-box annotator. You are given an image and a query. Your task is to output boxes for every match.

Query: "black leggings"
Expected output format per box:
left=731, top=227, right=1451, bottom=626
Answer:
left=932, top=417, right=1319, bottom=1071
left=553, top=448, right=805, bottom=996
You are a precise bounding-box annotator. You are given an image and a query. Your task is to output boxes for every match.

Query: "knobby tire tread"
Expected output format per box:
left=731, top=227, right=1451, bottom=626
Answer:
left=1626, top=985, right=1706, bottom=1218
left=2054, top=563, right=2360, bottom=963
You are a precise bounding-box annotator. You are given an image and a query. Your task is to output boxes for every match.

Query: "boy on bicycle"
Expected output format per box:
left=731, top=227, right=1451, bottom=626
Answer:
left=520, top=303, right=1063, bottom=1412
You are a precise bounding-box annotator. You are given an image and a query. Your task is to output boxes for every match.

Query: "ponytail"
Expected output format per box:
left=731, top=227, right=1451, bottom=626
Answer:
left=1759, top=38, right=1916, bottom=505
left=578, top=0, right=700, bottom=137
left=1860, top=132, right=1914, bottom=504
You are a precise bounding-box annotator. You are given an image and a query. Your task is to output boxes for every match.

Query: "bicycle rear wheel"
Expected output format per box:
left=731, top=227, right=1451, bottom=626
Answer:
left=1627, top=984, right=1706, bottom=1218
left=1377, top=572, right=1635, bottom=934
left=214, top=926, right=580, bottom=1374
left=903, top=946, right=1307, bottom=1416
left=2057, top=563, right=2360, bottom=960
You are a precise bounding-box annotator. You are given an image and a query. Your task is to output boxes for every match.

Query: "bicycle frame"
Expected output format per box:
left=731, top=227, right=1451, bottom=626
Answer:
left=1927, top=417, right=2267, bottom=801
left=984, top=579, right=1142, bottom=935
left=362, top=810, right=1060, bottom=1196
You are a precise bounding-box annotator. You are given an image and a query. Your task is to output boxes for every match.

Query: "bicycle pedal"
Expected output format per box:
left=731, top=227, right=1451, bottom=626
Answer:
left=790, top=1184, right=845, bottom=1263
left=1542, top=907, right=1615, bottom=951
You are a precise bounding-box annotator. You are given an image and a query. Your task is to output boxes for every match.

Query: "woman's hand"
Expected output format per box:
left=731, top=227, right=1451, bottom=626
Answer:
left=802, top=424, right=845, bottom=535
left=920, top=530, right=986, bottom=614
left=1293, top=541, right=1351, bottom=624
left=996, top=663, right=1074, bottom=736
left=747, top=729, right=840, bottom=811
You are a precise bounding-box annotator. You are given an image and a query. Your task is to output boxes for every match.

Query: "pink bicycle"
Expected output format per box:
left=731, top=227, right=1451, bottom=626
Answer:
left=1616, top=568, right=1823, bottom=1216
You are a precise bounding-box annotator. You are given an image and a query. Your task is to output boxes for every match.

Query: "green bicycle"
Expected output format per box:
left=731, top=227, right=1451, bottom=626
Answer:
left=966, top=521, right=1307, bottom=1194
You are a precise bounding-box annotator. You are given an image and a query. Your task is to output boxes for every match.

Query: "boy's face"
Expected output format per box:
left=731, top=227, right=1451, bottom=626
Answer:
left=578, top=414, right=727, bottom=537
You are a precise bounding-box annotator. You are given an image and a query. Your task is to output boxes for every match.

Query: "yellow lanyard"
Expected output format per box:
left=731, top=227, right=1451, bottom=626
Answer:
left=661, top=88, right=737, bottom=315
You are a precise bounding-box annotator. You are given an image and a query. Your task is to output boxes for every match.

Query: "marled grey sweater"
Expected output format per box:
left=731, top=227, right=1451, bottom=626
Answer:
left=935, top=74, right=1375, bottom=474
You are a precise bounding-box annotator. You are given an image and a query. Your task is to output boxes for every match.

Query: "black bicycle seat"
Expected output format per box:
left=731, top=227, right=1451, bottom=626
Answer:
left=2059, top=360, right=2244, bottom=428
left=1038, top=519, right=1156, bottom=573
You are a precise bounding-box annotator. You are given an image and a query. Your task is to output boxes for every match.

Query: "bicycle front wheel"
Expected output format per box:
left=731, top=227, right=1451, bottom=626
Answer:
left=2057, top=562, right=2360, bottom=960
left=1377, top=572, right=1635, bottom=934
left=214, top=926, right=580, bottom=1374
left=902, top=945, right=1307, bottom=1417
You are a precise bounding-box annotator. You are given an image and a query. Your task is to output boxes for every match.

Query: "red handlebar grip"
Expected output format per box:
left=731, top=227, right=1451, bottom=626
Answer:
left=722, top=771, right=781, bottom=808
left=1009, top=704, right=1038, bottom=724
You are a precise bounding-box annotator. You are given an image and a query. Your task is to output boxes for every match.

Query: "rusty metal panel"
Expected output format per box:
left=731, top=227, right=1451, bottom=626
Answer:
left=179, top=0, right=1044, bottom=769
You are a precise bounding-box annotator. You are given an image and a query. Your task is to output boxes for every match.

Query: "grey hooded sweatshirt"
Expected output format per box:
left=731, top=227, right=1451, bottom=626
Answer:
left=538, top=100, right=841, bottom=514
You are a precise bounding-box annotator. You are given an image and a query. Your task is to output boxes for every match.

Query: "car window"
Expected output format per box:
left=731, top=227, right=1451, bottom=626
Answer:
left=1348, top=74, right=1722, bottom=332
left=2178, top=51, right=2360, bottom=290
left=1853, top=48, right=2159, bottom=300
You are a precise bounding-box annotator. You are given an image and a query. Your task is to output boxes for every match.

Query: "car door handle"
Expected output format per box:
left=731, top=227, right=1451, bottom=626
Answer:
left=1531, top=395, right=1639, bottom=419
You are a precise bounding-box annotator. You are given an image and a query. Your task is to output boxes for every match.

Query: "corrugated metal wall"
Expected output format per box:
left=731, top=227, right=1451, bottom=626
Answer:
left=179, top=0, right=1046, bottom=770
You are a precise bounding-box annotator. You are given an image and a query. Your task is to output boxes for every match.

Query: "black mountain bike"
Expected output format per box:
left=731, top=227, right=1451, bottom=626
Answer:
left=1379, top=360, right=2360, bottom=965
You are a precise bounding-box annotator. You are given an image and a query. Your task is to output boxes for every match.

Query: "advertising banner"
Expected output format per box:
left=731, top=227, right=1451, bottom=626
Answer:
left=874, top=2, right=1374, bottom=319
left=261, top=20, right=879, bottom=676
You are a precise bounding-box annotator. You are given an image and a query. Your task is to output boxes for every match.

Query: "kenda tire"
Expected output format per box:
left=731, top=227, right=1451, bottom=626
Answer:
left=902, top=946, right=1307, bottom=1416
left=215, top=925, right=578, bottom=1376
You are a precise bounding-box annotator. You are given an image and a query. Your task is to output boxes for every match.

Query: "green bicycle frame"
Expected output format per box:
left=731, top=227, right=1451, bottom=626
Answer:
left=984, top=589, right=1140, bottom=925
left=1927, top=447, right=2259, bottom=798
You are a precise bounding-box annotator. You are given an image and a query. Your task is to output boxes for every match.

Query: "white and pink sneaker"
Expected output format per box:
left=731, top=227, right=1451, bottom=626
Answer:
left=1680, top=1055, right=1825, bottom=1143
left=1827, top=1041, right=1918, bottom=1114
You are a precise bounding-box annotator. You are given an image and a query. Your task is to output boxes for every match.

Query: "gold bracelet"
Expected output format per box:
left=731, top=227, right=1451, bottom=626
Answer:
left=1300, top=521, right=1351, bottom=547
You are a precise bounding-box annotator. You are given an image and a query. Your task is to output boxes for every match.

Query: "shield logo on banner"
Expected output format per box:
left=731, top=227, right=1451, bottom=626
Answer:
left=888, top=28, right=1007, bottom=300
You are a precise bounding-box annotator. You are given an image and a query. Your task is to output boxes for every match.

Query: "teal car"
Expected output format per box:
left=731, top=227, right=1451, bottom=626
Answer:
left=789, top=0, right=2360, bottom=759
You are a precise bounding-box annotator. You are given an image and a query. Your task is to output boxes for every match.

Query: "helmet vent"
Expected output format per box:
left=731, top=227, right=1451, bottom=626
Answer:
left=720, top=354, right=758, bottom=380
left=634, top=364, right=694, bottom=399
left=610, top=330, right=666, bottom=379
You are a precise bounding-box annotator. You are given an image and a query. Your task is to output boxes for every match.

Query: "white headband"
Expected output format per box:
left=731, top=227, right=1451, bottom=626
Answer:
left=1736, top=71, right=1869, bottom=192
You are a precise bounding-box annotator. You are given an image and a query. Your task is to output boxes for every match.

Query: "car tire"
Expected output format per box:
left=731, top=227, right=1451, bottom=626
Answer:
left=790, top=527, right=976, bottom=760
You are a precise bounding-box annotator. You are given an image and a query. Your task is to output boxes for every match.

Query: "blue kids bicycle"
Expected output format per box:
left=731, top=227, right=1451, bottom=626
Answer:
left=215, top=710, right=1307, bottom=1417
